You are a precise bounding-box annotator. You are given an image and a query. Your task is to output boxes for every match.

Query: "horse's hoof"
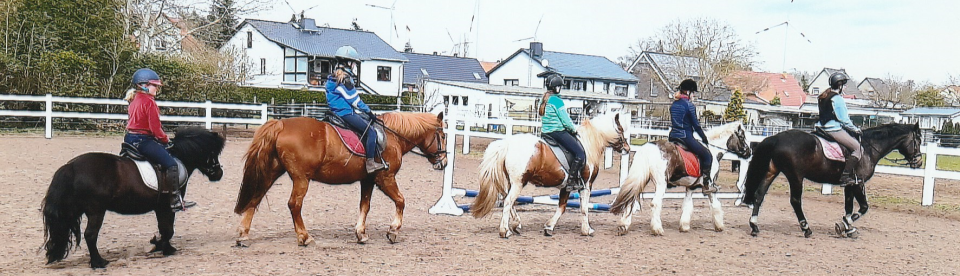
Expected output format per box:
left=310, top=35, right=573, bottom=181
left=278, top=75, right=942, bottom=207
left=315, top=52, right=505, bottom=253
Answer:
left=651, top=227, right=664, bottom=236
left=616, top=226, right=629, bottom=236
left=511, top=224, right=522, bottom=235
left=89, top=258, right=109, bottom=269
left=845, top=228, right=860, bottom=239
left=714, top=225, right=724, bottom=232
left=298, top=236, right=314, bottom=247
left=386, top=231, right=400, bottom=244
left=499, top=229, right=511, bottom=239
left=803, top=229, right=813, bottom=238
left=162, top=245, right=178, bottom=256
left=543, top=227, right=554, bottom=237
left=679, top=226, right=690, bottom=232
left=581, top=228, right=595, bottom=236
left=356, top=231, right=369, bottom=244
left=234, top=240, right=249, bottom=248
left=750, top=230, right=759, bottom=237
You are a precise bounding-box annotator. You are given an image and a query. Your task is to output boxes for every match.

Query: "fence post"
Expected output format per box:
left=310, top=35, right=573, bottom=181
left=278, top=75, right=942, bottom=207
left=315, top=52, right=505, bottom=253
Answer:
left=204, top=100, right=213, bottom=129
left=462, top=117, right=471, bottom=154
left=430, top=109, right=463, bottom=216
left=922, top=143, right=937, bottom=206
left=45, top=94, right=53, bottom=139
left=605, top=147, right=613, bottom=169
left=260, top=104, right=269, bottom=124
left=620, top=151, right=630, bottom=185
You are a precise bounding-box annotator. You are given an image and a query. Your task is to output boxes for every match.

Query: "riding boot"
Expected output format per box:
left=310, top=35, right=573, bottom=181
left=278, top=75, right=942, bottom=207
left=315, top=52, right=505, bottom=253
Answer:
left=366, top=158, right=387, bottom=174
left=161, top=166, right=186, bottom=212
left=701, top=174, right=717, bottom=195
left=566, top=157, right=586, bottom=192
left=838, top=156, right=861, bottom=187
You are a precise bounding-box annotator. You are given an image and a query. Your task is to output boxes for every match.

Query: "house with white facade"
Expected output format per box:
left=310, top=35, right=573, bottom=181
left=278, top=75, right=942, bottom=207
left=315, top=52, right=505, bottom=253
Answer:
left=220, top=17, right=408, bottom=96
left=487, top=42, right=638, bottom=98
left=808, top=68, right=865, bottom=99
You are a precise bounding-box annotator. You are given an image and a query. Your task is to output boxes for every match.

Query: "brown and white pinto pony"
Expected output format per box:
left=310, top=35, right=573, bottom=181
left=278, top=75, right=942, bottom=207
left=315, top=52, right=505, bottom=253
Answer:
left=233, top=112, right=446, bottom=246
left=610, top=121, right=752, bottom=236
left=471, top=113, right=630, bottom=238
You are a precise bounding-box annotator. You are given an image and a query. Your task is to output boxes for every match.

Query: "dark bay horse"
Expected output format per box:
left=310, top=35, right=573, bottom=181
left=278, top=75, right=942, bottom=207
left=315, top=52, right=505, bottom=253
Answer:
left=234, top=112, right=446, bottom=246
left=610, top=121, right=753, bottom=235
left=42, top=127, right=226, bottom=268
left=742, top=123, right=922, bottom=238
left=471, top=113, right=630, bottom=238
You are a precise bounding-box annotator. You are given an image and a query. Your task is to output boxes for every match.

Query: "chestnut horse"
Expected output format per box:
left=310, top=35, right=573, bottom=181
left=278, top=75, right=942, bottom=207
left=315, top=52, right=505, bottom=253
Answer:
left=610, top=121, right=753, bottom=236
left=234, top=112, right=446, bottom=246
left=471, top=113, right=630, bottom=238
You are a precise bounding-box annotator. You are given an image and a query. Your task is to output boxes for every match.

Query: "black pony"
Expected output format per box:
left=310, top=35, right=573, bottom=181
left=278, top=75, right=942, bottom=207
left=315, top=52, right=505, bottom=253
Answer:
left=42, top=127, right=226, bottom=268
left=741, top=123, right=922, bottom=238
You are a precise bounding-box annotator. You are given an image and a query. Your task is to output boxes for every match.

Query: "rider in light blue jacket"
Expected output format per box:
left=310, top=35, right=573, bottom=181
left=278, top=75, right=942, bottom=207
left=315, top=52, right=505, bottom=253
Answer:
left=325, top=46, right=386, bottom=174
left=815, top=72, right=862, bottom=186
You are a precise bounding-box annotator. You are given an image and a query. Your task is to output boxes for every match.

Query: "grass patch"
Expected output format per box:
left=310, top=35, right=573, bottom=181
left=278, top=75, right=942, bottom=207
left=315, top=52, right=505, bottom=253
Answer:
left=630, top=138, right=648, bottom=145
left=877, top=152, right=960, bottom=171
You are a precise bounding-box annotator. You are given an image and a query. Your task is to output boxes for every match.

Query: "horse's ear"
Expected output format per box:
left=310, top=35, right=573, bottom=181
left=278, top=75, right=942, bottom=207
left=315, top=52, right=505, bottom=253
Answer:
left=614, top=113, right=620, bottom=121
left=437, top=112, right=444, bottom=122
left=914, top=122, right=920, bottom=131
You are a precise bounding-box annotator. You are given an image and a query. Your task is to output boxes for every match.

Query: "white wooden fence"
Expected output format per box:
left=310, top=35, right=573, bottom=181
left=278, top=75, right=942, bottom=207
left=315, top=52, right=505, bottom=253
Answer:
left=0, top=94, right=268, bottom=138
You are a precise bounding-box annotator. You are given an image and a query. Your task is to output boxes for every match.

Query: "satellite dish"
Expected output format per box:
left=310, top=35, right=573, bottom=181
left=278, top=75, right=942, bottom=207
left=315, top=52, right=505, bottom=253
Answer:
left=540, top=59, right=549, bottom=68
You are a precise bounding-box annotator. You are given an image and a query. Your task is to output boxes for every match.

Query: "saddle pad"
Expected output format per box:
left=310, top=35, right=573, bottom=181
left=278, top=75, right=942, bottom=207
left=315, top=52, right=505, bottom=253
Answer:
left=547, top=144, right=570, bottom=172
left=816, top=136, right=846, bottom=162
left=676, top=146, right=701, bottom=177
left=133, top=158, right=187, bottom=191
left=332, top=125, right=366, bottom=156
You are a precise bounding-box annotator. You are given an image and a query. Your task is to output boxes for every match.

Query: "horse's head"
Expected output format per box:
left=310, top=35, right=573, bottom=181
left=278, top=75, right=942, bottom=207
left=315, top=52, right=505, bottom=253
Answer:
left=419, top=112, right=448, bottom=170
left=725, top=123, right=752, bottom=159
left=381, top=112, right=448, bottom=170
left=899, top=123, right=923, bottom=168
left=584, top=113, right=631, bottom=154
left=168, top=127, right=226, bottom=181
left=609, top=113, right=631, bottom=154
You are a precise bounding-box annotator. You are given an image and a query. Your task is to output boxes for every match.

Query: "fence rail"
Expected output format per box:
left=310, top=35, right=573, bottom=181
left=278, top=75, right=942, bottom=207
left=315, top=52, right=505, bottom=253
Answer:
left=0, top=94, right=268, bottom=138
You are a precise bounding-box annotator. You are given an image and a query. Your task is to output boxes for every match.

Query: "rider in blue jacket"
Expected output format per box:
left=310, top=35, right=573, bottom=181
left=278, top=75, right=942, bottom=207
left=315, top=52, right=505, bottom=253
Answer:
left=669, top=79, right=714, bottom=194
left=815, top=72, right=862, bottom=186
left=326, top=46, right=386, bottom=174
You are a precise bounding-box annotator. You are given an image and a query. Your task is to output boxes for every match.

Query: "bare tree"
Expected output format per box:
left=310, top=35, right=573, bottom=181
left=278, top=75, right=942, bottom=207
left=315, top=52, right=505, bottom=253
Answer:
left=868, top=74, right=916, bottom=109
left=122, top=0, right=269, bottom=54
left=623, top=18, right=756, bottom=100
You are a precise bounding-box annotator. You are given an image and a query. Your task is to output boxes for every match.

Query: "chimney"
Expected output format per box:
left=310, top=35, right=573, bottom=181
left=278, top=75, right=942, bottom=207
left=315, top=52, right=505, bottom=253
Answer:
left=530, top=42, right=543, bottom=59
left=453, top=53, right=458, bottom=57
left=433, top=51, right=438, bottom=55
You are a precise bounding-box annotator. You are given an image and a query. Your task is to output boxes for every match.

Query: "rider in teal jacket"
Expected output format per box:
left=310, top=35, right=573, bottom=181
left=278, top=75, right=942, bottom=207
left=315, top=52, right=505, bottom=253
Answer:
left=539, top=74, right=586, bottom=191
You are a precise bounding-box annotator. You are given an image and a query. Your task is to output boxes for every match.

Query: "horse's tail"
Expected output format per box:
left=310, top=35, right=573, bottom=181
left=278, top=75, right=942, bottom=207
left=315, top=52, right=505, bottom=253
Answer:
left=610, top=143, right=659, bottom=215
left=41, top=163, right=82, bottom=264
left=472, top=140, right=511, bottom=218
left=741, top=136, right=777, bottom=205
left=234, top=119, right=284, bottom=214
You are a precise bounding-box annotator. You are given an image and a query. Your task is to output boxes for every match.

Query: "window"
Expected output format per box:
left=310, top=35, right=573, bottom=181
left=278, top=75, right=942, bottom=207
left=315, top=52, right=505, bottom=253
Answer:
left=246, top=31, right=253, bottom=48
left=649, top=80, right=657, bottom=97
left=421, top=68, right=430, bottom=76
left=603, top=82, right=610, bottom=93
left=377, top=66, right=391, bottom=81
left=504, top=79, right=519, bottom=86
left=571, top=80, right=587, bottom=91
left=462, top=96, right=469, bottom=106
left=260, top=58, right=266, bottom=75
left=813, top=87, right=820, bottom=94
left=283, top=47, right=308, bottom=83
left=614, top=84, right=628, bottom=97
left=473, top=72, right=482, bottom=80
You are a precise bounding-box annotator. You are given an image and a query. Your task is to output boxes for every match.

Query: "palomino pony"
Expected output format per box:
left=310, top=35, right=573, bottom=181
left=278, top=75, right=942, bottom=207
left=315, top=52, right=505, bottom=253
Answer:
left=742, top=123, right=922, bottom=238
left=471, top=113, right=630, bottom=238
left=234, top=112, right=446, bottom=246
left=42, top=127, right=226, bottom=268
left=610, top=121, right=752, bottom=236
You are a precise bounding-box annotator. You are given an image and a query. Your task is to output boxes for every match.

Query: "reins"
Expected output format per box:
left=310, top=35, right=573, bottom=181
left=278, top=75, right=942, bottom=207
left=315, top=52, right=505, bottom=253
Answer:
left=367, top=115, right=448, bottom=161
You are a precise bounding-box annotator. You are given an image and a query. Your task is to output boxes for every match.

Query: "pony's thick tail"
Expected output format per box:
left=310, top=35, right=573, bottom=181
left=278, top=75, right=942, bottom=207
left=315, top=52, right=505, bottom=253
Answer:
left=741, top=136, right=777, bottom=205
left=610, top=143, right=658, bottom=215
left=472, top=140, right=511, bottom=218
left=234, top=119, right=284, bottom=214
left=42, top=164, right=82, bottom=264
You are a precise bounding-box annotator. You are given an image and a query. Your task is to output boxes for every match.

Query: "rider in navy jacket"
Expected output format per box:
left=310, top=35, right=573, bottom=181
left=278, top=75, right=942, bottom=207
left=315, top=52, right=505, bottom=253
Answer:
left=326, top=46, right=386, bottom=174
left=669, top=79, right=715, bottom=194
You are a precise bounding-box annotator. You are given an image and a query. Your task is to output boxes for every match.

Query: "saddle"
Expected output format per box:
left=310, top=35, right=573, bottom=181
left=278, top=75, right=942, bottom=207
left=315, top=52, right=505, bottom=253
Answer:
left=322, top=111, right=386, bottom=156
left=668, top=138, right=701, bottom=178
left=119, top=143, right=187, bottom=191
left=541, top=134, right=577, bottom=173
left=812, top=128, right=849, bottom=162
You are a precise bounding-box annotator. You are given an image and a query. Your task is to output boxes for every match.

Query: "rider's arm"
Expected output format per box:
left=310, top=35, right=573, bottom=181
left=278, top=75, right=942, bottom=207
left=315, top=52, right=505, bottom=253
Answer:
left=832, top=95, right=859, bottom=132
left=557, top=107, right=577, bottom=132
left=336, top=84, right=371, bottom=113
left=688, top=103, right=708, bottom=143
left=146, top=100, right=169, bottom=144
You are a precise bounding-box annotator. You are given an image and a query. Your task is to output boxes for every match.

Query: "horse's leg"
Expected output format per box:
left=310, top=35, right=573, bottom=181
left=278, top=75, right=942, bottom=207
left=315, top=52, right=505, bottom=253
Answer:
left=150, top=208, right=178, bottom=255
left=509, top=207, right=523, bottom=235
left=287, top=175, right=313, bottom=246
left=355, top=177, right=376, bottom=244
left=499, top=181, right=523, bottom=239
left=578, top=185, right=595, bottom=236
left=837, top=184, right=866, bottom=238
left=650, top=174, right=667, bottom=236
left=236, top=208, right=258, bottom=247
left=376, top=177, right=406, bottom=244
left=749, top=169, right=780, bottom=236
left=784, top=173, right=813, bottom=238
left=83, top=210, right=108, bottom=268
left=679, top=188, right=694, bottom=232
left=708, top=191, right=725, bottom=232
left=543, top=189, right=569, bottom=236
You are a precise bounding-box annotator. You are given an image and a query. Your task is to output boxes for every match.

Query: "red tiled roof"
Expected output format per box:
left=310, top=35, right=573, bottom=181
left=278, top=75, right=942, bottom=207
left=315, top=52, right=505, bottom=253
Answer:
left=479, top=61, right=499, bottom=73
left=725, top=71, right=807, bottom=107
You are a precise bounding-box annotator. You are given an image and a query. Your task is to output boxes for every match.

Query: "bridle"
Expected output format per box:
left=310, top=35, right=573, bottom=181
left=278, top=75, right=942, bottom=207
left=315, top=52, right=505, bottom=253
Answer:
left=707, top=127, right=751, bottom=158
left=199, top=156, right=223, bottom=176
left=877, top=130, right=923, bottom=167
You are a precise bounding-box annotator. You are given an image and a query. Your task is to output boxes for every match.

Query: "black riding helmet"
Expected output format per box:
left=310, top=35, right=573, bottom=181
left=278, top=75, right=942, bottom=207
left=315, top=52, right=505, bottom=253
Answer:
left=677, top=79, right=697, bottom=93
left=546, top=74, right=564, bottom=93
left=829, top=72, right=849, bottom=90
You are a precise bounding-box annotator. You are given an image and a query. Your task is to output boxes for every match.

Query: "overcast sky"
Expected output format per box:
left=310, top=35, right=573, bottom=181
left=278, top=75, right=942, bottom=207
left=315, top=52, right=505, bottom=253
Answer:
left=250, top=0, right=960, bottom=84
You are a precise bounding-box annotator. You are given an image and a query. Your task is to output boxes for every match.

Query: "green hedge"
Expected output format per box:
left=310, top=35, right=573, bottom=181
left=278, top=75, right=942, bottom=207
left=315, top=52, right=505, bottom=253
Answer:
left=221, top=86, right=399, bottom=110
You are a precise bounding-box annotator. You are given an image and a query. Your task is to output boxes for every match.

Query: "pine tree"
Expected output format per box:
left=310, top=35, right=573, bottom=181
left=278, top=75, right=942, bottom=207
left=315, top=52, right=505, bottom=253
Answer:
left=770, top=95, right=781, bottom=106
left=195, top=0, right=240, bottom=49
left=724, top=89, right=747, bottom=122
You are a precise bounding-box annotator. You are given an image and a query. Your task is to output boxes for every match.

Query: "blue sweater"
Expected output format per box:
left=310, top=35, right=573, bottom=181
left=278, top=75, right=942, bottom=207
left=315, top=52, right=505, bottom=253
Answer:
left=815, top=94, right=859, bottom=132
left=325, top=75, right=371, bottom=117
left=669, top=97, right=708, bottom=142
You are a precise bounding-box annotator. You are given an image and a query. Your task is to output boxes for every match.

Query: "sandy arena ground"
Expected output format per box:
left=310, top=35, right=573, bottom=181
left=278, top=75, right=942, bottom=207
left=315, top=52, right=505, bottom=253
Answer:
left=1, top=134, right=959, bottom=275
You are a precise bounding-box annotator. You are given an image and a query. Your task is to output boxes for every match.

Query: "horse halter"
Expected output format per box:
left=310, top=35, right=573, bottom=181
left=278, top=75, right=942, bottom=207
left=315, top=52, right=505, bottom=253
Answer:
left=375, top=119, right=448, bottom=167
left=875, top=130, right=923, bottom=168
left=199, top=156, right=223, bottom=176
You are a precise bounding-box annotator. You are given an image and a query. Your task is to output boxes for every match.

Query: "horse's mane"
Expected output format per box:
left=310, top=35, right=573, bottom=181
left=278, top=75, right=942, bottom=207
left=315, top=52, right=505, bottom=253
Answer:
left=379, top=112, right=441, bottom=139
left=578, top=113, right=622, bottom=167
left=169, top=127, right=226, bottom=162
left=705, top=121, right=743, bottom=144
left=862, top=123, right=916, bottom=141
